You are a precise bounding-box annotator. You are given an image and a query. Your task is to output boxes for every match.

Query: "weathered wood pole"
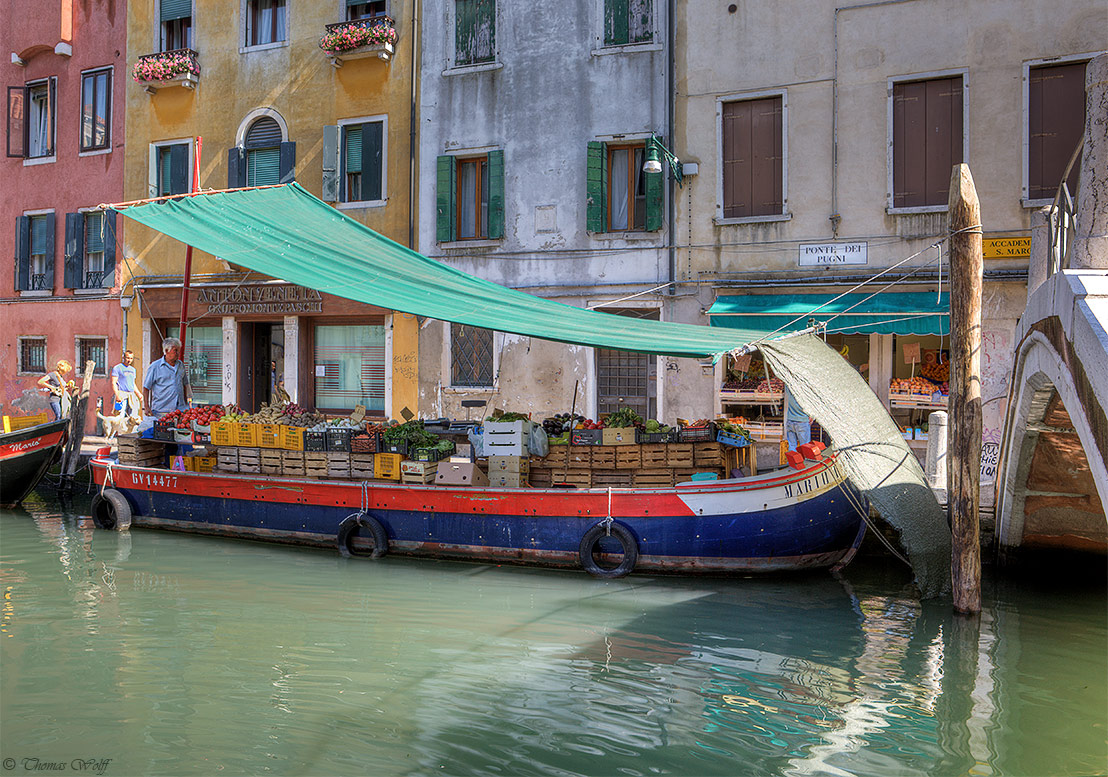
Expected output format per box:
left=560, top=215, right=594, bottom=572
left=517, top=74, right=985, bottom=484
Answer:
left=59, top=360, right=97, bottom=495
left=948, top=164, right=983, bottom=614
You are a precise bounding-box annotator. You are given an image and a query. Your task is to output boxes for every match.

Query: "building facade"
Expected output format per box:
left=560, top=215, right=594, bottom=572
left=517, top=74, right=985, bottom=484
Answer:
left=2, top=0, right=128, bottom=431
left=121, top=0, right=420, bottom=418
left=677, top=0, right=1105, bottom=497
left=416, top=0, right=700, bottom=423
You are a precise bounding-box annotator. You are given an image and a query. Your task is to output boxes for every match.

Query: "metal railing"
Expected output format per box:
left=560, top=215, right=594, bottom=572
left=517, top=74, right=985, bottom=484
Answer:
left=84, top=270, right=105, bottom=289
left=30, top=273, right=49, bottom=290
left=1047, top=140, right=1083, bottom=277
left=324, top=15, right=395, bottom=35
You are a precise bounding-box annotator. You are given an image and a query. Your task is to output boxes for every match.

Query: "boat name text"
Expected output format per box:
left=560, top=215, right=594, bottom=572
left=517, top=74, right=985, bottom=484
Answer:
left=782, top=466, right=835, bottom=499
left=128, top=472, right=179, bottom=489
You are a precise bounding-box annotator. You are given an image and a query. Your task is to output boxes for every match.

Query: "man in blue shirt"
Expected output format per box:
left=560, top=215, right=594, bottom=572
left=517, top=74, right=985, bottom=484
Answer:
left=111, top=350, right=141, bottom=415
left=783, top=384, right=811, bottom=452
left=143, top=338, right=192, bottom=416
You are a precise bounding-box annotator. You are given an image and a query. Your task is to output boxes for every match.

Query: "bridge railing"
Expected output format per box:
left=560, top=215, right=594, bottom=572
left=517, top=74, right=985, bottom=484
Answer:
left=1046, top=140, right=1083, bottom=277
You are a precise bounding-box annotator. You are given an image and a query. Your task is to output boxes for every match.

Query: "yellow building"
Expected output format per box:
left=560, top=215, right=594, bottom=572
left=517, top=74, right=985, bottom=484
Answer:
left=121, top=0, right=418, bottom=418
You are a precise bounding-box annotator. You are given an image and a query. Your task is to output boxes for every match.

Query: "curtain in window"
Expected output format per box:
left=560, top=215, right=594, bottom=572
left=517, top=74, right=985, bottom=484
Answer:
left=29, top=88, right=50, bottom=157
left=458, top=161, right=477, bottom=238
left=610, top=149, right=629, bottom=230
left=84, top=213, right=104, bottom=274
left=313, top=325, right=385, bottom=412
left=167, top=325, right=223, bottom=405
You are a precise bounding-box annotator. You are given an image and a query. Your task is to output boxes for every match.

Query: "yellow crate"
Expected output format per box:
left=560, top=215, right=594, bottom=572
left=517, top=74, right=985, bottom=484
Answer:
left=190, top=456, right=216, bottom=473
left=234, top=423, right=258, bottom=447
left=258, top=423, right=281, bottom=448
left=211, top=421, right=236, bottom=447
left=3, top=412, right=49, bottom=432
left=374, top=452, right=403, bottom=481
left=280, top=425, right=304, bottom=451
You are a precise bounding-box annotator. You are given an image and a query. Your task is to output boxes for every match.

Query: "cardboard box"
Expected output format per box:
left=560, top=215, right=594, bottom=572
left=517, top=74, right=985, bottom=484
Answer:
left=601, top=427, right=637, bottom=446
left=436, top=461, right=489, bottom=487
left=489, top=472, right=528, bottom=488
left=483, top=420, right=530, bottom=456
left=488, top=454, right=529, bottom=473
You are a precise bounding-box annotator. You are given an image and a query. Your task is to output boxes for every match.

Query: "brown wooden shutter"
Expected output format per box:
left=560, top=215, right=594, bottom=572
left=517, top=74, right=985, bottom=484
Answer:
left=722, top=96, right=782, bottom=219
left=893, top=76, right=962, bottom=208
left=1029, top=62, right=1086, bottom=200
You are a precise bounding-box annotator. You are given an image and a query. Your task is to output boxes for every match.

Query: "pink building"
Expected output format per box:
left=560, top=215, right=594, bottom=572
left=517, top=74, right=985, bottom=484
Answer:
left=2, top=0, right=127, bottom=432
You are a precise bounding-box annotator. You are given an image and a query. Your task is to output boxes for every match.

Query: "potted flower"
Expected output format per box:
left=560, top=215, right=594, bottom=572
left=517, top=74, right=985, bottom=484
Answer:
left=132, top=50, right=200, bottom=89
left=320, top=18, right=398, bottom=62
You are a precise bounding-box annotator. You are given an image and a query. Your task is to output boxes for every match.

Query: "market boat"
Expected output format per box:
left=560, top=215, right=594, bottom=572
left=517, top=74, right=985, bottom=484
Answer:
left=87, top=447, right=866, bottom=578
left=0, top=419, right=69, bottom=508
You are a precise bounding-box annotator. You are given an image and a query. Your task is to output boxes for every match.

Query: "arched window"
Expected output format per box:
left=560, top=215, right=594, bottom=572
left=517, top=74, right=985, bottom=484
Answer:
left=228, top=111, right=295, bottom=188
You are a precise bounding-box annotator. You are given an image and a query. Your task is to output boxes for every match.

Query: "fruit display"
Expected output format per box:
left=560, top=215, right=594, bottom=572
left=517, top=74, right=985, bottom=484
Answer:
left=605, top=407, right=644, bottom=429
left=717, top=419, right=752, bottom=441
left=543, top=413, right=584, bottom=436
left=755, top=378, right=785, bottom=393
left=890, top=376, right=947, bottom=396
left=920, top=361, right=949, bottom=382
left=381, top=419, right=442, bottom=450
left=160, top=405, right=225, bottom=430
left=641, top=419, right=672, bottom=433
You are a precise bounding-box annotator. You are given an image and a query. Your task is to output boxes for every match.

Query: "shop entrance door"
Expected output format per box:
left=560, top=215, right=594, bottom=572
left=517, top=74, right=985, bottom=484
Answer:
left=238, top=322, right=285, bottom=412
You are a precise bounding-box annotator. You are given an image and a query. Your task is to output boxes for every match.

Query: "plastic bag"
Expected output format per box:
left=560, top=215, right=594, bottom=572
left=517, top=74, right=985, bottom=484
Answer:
left=468, top=426, right=485, bottom=458
left=528, top=422, right=549, bottom=457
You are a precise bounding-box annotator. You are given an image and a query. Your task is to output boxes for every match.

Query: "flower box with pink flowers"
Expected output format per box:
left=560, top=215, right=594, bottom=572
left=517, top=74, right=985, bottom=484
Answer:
left=132, top=49, right=201, bottom=93
left=320, top=17, right=398, bottom=66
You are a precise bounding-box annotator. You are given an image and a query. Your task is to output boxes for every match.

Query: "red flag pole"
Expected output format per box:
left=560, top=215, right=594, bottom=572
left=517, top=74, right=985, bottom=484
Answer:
left=177, top=136, right=202, bottom=353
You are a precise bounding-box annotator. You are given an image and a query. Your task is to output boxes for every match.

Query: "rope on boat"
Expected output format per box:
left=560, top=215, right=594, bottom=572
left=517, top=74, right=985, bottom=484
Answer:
left=345, top=481, right=371, bottom=524
left=604, top=487, right=613, bottom=535
left=100, top=462, right=115, bottom=497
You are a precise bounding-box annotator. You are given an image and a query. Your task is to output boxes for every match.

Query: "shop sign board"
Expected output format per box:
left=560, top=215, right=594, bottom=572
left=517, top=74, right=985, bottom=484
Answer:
left=798, top=242, right=867, bottom=266
left=983, top=236, right=1030, bottom=259
left=198, top=285, right=323, bottom=315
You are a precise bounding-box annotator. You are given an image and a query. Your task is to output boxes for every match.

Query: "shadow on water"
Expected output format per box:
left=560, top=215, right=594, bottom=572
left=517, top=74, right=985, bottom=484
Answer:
left=1, top=492, right=1105, bottom=777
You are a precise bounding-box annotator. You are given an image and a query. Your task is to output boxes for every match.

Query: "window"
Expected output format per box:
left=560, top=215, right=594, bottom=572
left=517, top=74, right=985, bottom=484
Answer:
left=313, top=324, right=386, bottom=412
left=604, top=0, right=652, bottom=46
left=586, top=139, right=663, bottom=233
left=25, top=214, right=55, bottom=291
left=341, top=120, right=384, bottom=203
left=229, top=114, right=295, bottom=188
left=1028, top=61, right=1086, bottom=201
left=348, top=0, right=387, bottom=20
left=18, top=337, right=47, bottom=374
left=160, top=0, right=193, bottom=51
left=6, top=78, right=56, bottom=159
left=596, top=309, right=658, bottom=419
left=80, top=69, right=111, bottom=152
left=246, top=0, right=287, bottom=47
left=891, top=75, right=964, bottom=209
left=167, top=326, right=223, bottom=404
left=451, top=324, right=494, bottom=387
left=721, top=95, right=783, bottom=219
left=455, top=0, right=495, bottom=66
left=435, top=151, right=504, bottom=242
left=64, top=211, right=118, bottom=290
left=153, top=141, right=190, bottom=196
left=76, top=338, right=108, bottom=377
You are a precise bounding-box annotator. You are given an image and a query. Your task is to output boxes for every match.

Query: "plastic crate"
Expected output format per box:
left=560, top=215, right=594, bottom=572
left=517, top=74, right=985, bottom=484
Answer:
left=3, top=412, right=49, bottom=432
left=211, top=421, right=236, bottom=447
left=281, top=425, right=305, bottom=451
left=350, top=431, right=378, bottom=454
left=716, top=430, right=751, bottom=448
left=637, top=429, right=678, bottom=444
left=304, top=430, right=327, bottom=452
left=379, top=439, right=408, bottom=455
left=152, top=420, right=176, bottom=442
left=677, top=423, right=717, bottom=442
left=374, top=452, right=403, bottom=481
left=326, top=427, right=354, bottom=452
left=410, top=442, right=456, bottom=462
left=570, top=429, right=603, bottom=446
left=234, top=423, right=258, bottom=447
left=258, top=423, right=282, bottom=448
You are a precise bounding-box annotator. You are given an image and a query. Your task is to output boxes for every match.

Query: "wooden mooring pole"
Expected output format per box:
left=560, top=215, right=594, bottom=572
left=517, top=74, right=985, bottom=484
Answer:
left=948, top=164, right=983, bottom=614
left=59, top=360, right=97, bottom=496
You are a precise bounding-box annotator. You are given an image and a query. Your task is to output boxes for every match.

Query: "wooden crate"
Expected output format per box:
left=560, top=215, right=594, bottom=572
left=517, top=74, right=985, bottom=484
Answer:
left=327, top=452, right=351, bottom=479
left=216, top=448, right=239, bottom=472
left=529, top=467, right=553, bottom=487
left=590, top=447, right=615, bottom=468
left=281, top=450, right=305, bottom=477
left=117, top=435, right=165, bottom=467
left=567, top=447, right=593, bottom=467
left=633, top=469, right=674, bottom=488
left=304, top=452, right=328, bottom=478
left=553, top=467, right=591, bottom=488
left=544, top=446, right=568, bottom=466
left=640, top=444, right=668, bottom=469
left=238, top=447, right=261, bottom=474
left=615, top=446, right=642, bottom=470
left=694, top=442, right=725, bottom=468
left=592, top=470, right=632, bottom=488
left=667, top=443, right=694, bottom=468
left=349, top=453, right=375, bottom=480
left=400, top=460, right=437, bottom=484
left=260, top=449, right=282, bottom=475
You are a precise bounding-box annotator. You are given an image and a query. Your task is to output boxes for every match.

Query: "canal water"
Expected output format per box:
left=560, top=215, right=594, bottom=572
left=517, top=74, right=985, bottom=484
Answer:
left=1, top=491, right=1105, bottom=777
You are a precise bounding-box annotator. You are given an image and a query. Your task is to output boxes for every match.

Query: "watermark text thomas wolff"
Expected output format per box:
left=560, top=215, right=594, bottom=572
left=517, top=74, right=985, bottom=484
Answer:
left=2, top=758, right=113, bottom=775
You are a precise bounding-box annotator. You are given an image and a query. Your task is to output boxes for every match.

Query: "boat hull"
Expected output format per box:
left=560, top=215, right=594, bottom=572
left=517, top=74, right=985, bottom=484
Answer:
left=90, top=453, right=866, bottom=575
left=0, top=420, right=68, bottom=508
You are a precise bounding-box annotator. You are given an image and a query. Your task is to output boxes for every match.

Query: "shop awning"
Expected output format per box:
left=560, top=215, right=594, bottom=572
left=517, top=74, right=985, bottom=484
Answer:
left=708, top=292, right=949, bottom=336
left=111, top=183, right=771, bottom=360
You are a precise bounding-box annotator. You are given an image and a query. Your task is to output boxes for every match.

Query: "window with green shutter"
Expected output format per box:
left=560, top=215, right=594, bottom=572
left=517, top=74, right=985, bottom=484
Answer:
left=587, top=139, right=662, bottom=234
left=437, top=151, right=504, bottom=243
left=341, top=120, right=383, bottom=203
left=156, top=142, right=189, bottom=196
left=244, top=116, right=290, bottom=187
left=455, top=0, right=495, bottom=66
left=159, top=0, right=193, bottom=51
left=604, top=0, right=652, bottom=46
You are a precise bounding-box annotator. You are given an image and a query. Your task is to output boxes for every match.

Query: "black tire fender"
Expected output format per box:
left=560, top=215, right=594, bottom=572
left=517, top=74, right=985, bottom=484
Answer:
left=337, top=514, right=388, bottom=559
left=91, top=489, right=132, bottom=531
left=579, top=521, right=638, bottom=579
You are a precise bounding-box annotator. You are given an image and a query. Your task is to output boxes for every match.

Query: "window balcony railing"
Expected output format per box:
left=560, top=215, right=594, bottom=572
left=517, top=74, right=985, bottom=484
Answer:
left=132, top=48, right=200, bottom=94
left=83, top=270, right=105, bottom=289
left=320, top=16, right=397, bottom=67
left=30, top=273, right=49, bottom=291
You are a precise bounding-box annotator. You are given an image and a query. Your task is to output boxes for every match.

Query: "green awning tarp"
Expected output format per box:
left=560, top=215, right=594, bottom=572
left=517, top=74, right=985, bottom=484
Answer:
left=708, top=292, right=949, bottom=336
left=113, top=183, right=771, bottom=359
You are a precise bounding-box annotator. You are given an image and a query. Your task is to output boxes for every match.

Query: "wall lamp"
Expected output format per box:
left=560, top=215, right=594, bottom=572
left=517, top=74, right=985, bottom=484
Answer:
left=642, top=133, right=684, bottom=186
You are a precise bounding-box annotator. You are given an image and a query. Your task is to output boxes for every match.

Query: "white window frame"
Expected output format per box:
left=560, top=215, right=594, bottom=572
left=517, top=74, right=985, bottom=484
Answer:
left=714, top=88, right=790, bottom=225
left=443, top=0, right=502, bottom=75
left=74, top=335, right=109, bottom=377
left=591, top=0, right=662, bottom=56
left=885, top=68, right=969, bottom=215
left=23, top=77, right=57, bottom=166
left=337, top=114, right=388, bottom=209
left=240, top=0, right=290, bottom=53
left=77, top=67, right=113, bottom=157
left=17, top=336, right=48, bottom=375
left=442, top=323, right=500, bottom=391
left=1021, top=51, right=1103, bottom=208
left=148, top=138, right=195, bottom=198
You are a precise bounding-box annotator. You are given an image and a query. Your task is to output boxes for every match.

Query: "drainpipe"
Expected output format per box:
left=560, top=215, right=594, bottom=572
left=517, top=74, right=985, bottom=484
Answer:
left=666, top=0, right=676, bottom=295
left=409, top=0, right=420, bottom=249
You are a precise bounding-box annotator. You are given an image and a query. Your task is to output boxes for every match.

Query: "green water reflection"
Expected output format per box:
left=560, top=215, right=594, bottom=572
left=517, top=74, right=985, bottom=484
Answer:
left=1, top=494, right=1105, bottom=777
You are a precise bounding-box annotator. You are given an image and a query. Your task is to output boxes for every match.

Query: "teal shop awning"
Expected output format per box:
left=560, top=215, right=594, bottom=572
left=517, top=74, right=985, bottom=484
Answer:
left=708, top=292, right=949, bottom=336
